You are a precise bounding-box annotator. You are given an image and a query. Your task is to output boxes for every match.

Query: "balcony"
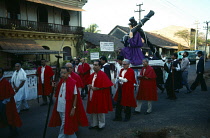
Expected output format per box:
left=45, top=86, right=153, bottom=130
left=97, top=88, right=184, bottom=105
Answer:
left=0, top=17, right=84, bottom=35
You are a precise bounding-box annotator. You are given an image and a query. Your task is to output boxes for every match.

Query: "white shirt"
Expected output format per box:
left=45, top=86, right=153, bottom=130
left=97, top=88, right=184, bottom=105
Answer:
left=115, top=63, right=123, bottom=84
left=41, top=66, right=45, bottom=84
left=119, top=69, right=128, bottom=84
left=171, top=59, right=180, bottom=72
left=89, top=73, right=97, bottom=101
left=57, top=82, right=77, bottom=112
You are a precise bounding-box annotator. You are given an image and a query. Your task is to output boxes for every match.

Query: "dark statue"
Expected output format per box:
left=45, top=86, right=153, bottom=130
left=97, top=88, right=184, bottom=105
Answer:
left=121, top=10, right=161, bottom=66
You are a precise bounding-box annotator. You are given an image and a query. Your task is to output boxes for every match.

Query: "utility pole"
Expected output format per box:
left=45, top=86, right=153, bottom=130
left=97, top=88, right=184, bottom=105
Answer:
left=134, top=3, right=145, bottom=22
left=203, top=21, right=210, bottom=62
left=194, top=21, right=199, bottom=50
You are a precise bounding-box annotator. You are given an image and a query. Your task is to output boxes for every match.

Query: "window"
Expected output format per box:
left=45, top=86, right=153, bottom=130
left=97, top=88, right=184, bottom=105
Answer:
left=42, top=46, right=50, bottom=61
left=6, top=0, right=20, bottom=20
left=63, top=46, right=71, bottom=60
left=37, top=6, right=48, bottom=23
left=61, top=10, right=70, bottom=26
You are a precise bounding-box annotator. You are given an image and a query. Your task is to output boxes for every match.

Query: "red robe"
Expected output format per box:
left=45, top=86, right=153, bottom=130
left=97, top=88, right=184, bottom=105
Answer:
left=86, top=70, right=113, bottom=114
left=70, top=72, right=84, bottom=88
left=48, top=77, right=88, bottom=135
left=37, top=65, right=54, bottom=95
left=114, top=68, right=137, bottom=107
left=136, top=66, right=158, bottom=101
left=0, top=78, right=22, bottom=128
left=78, top=63, right=91, bottom=85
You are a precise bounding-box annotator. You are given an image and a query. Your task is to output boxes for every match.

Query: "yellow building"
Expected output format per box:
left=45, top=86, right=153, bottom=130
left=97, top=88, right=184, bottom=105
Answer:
left=0, top=0, right=87, bottom=69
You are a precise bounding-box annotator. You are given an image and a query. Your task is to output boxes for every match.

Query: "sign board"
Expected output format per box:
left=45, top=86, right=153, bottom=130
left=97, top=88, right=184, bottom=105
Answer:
left=100, top=42, right=114, bottom=51
left=90, top=52, right=99, bottom=60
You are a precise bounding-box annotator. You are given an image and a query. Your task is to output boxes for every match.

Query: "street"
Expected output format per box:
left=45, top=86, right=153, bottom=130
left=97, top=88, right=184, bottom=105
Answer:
left=1, top=61, right=210, bottom=138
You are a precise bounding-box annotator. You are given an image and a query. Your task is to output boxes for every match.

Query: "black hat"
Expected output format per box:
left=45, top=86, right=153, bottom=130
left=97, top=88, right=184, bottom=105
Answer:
left=197, top=51, right=203, bottom=55
left=128, top=17, right=137, bottom=27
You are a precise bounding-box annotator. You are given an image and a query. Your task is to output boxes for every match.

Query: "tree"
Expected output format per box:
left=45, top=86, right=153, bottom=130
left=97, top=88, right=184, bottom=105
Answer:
left=85, top=24, right=101, bottom=33
left=174, top=30, right=190, bottom=47
left=177, top=43, right=184, bottom=51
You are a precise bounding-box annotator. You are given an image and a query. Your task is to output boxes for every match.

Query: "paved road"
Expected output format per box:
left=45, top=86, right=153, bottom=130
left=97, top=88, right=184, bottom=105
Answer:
left=1, top=61, right=210, bottom=138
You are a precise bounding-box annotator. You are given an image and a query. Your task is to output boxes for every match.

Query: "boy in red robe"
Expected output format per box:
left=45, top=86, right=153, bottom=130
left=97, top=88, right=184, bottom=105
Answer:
left=77, top=58, right=91, bottom=99
left=113, top=59, right=137, bottom=122
left=87, top=61, right=113, bottom=130
left=134, top=58, right=157, bottom=115
left=36, top=59, right=54, bottom=106
left=48, top=67, right=88, bottom=137
left=66, top=63, right=84, bottom=95
left=0, top=68, right=22, bottom=137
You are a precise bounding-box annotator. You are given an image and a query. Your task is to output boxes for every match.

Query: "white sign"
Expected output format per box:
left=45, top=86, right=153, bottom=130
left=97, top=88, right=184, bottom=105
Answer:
left=90, top=52, right=99, bottom=60
left=100, top=42, right=114, bottom=51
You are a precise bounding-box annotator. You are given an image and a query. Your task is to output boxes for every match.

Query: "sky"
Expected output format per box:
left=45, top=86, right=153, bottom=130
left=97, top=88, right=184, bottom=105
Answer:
left=82, top=0, right=210, bottom=34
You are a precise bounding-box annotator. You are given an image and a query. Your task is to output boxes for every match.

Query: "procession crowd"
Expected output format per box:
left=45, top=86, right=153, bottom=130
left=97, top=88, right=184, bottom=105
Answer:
left=0, top=50, right=207, bottom=138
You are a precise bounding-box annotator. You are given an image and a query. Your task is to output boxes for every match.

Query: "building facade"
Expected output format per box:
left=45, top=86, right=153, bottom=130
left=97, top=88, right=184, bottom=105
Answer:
left=0, top=0, right=87, bottom=69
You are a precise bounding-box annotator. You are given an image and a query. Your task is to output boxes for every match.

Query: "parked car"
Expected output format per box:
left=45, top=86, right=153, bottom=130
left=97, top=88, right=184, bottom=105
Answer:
left=178, top=51, right=197, bottom=64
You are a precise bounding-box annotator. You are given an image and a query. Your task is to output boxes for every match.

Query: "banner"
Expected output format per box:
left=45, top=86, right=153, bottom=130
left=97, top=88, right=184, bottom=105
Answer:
left=90, top=52, right=99, bottom=60
left=100, top=42, right=114, bottom=51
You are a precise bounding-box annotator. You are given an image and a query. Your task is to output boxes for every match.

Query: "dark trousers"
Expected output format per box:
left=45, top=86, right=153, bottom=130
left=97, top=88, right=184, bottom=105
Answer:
left=41, top=84, right=51, bottom=104
left=81, top=85, right=88, bottom=98
left=165, top=73, right=177, bottom=99
left=115, top=84, right=131, bottom=120
left=190, top=73, right=207, bottom=91
left=157, top=84, right=164, bottom=91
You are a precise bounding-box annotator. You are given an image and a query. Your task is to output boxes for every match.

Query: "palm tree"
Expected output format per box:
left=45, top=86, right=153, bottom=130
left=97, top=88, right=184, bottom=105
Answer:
left=85, top=24, right=101, bottom=33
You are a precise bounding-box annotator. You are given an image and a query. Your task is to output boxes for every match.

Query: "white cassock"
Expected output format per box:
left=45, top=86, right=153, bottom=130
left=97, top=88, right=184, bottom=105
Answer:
left=11, top=68, right=29, bottom=102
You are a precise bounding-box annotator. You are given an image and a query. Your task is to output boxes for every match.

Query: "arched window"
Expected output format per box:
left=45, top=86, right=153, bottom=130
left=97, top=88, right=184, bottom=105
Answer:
left=63, top=46, right=71, bottom=60
left=42, top=46, right=50, bottom=61
left=61, top=10, right=70, bottom=26
left=42, top=46, right=50, bottom=50
left=37, top=6, right=48, bottom=23
left=6, top=0, right=20, bottom=20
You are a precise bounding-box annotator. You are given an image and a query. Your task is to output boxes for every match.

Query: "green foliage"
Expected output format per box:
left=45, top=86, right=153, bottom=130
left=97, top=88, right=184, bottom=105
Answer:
left=178, top=43, right=184, bottom=51
left=85, top=24, right=101, bottom=33
left=174, top=30, right=190, bottom=46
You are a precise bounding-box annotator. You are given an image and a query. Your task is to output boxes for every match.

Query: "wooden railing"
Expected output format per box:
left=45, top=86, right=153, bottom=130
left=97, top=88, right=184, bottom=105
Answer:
left=0, top=17, right=84, bottom=35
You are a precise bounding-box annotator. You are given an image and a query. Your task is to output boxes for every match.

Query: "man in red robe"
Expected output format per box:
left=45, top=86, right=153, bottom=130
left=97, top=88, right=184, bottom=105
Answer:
left=66, top=63, right=84, bottom=94
left=77, top=58, right=91, bottom=99
left=0, top=68, right=22, bottom=137
left=134, top=58, right=157, bottom=115
left=113, top=59, right=137, bottom=122
left=36, top=59, right=54, bottom=106
left=49, top=67, right=88, bottom=137
left=87, top=60, right=113, bottom=130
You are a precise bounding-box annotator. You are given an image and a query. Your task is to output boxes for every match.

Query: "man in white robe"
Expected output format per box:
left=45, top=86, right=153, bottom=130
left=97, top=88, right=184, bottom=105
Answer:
left=11, top=63, right=29, bottom=113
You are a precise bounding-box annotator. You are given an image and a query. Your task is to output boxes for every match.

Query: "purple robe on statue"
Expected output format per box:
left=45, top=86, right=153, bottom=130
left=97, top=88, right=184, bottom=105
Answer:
left=121, top=32, right=145, bottom=65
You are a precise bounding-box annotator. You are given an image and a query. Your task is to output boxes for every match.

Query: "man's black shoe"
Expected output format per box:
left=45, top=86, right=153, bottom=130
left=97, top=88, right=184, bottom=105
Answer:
left=89, top=126, right=98, bottom=129
left=144, top=112, right=151, bottom=115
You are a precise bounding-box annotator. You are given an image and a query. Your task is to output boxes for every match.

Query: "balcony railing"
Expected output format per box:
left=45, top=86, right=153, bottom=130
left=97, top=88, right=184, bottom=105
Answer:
left=0, top=17, right=84, bottom=35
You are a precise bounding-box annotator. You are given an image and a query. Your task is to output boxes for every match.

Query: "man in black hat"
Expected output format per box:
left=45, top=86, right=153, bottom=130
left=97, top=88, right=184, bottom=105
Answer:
left=190, top=51, right=207, bottom=91
left=165, top=53, right=182, bottom=100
